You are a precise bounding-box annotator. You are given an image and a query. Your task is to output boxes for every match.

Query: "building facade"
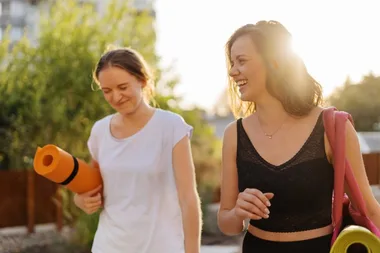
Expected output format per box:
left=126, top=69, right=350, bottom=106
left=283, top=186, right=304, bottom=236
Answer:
left=0, top=0, right=154, bottom=43
left=0, top=0, right=40, bottom=42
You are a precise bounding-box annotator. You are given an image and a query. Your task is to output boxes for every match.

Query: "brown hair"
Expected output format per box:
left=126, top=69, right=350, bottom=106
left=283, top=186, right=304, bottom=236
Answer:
left=93, top=46, right=155, bottom=104
left=225, top=20, right=323, bottom=118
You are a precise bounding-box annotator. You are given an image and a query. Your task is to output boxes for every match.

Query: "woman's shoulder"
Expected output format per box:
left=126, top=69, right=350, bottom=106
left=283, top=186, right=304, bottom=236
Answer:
left=303, top=106, right=325, bottom=124
left=154, top=108, right=193, bottom=140
left=90, top=114, right=114, bottom=135
left=155, top=108, right=189, bottom=125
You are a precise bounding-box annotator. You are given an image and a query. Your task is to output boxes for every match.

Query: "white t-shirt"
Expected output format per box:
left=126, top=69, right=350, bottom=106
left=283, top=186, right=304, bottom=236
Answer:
left=87, top=109, right=193, bottom=253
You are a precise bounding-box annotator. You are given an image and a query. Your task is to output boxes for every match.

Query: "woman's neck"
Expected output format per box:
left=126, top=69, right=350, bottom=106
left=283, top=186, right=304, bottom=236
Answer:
left=120, top=100, right=155, bottom=128
left=254, top=95, right=290, bottom=127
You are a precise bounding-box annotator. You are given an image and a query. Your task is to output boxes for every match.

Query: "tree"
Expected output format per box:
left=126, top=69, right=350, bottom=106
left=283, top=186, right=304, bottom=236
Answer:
left=327, top=72, right=380, bottom=131
left=0, top=0, right=160, bottom=169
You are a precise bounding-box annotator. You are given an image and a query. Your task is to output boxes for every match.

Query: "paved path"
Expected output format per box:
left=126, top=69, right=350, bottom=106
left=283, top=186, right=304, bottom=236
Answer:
left=0, top=224, right=241, bottom=253
left=201, top=245, right=240, bottom=253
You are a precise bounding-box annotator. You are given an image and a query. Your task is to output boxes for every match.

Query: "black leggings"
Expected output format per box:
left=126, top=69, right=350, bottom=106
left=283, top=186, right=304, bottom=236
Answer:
left=242, top=231, right=332, bottom=253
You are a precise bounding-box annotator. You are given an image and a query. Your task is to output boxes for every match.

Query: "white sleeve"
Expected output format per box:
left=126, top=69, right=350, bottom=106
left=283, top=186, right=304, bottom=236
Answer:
left=171, top=114, right=193, bottom=148
left=87, top=124, right=99, bottom=161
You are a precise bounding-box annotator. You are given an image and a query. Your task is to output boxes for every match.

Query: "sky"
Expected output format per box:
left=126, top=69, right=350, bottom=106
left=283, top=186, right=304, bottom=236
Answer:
left=154, top=0, right=380, bottom=112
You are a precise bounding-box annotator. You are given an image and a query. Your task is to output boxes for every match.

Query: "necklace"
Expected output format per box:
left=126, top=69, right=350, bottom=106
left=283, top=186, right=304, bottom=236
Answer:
left=257, top=115, right=287, bottom=139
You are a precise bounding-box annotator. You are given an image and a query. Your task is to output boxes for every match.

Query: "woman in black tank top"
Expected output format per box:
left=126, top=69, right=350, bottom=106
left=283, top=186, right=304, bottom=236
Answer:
left=217, top=20, right=380, bottom=253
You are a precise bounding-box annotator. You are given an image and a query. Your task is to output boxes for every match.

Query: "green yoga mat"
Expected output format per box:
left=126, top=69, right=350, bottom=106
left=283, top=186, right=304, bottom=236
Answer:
left=330, top=225, right=380, bottom=252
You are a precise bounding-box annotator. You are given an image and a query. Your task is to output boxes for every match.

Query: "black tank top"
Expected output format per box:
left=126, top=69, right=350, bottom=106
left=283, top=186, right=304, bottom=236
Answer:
left=236, top=112, right=334, bottom=232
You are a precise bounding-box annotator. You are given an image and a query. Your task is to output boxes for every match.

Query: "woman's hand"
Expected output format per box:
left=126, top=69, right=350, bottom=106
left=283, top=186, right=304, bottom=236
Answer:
left=234, top=188, right=274, bottom=220
left=74, top=185, right=103, bottom=214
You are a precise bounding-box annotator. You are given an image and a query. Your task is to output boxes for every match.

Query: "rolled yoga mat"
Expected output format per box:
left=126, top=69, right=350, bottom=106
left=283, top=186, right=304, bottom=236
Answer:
left=33, top=144, right=102, bottom=194
left=330, top=225, right=380, bottom=253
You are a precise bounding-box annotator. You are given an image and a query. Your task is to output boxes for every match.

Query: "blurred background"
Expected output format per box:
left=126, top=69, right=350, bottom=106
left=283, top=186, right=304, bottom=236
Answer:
left=0, top=0, right=379, bottom=252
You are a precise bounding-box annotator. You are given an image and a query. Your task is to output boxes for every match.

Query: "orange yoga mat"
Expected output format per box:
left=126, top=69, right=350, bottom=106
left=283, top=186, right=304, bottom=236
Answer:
left=33, top=144, right=102, bottom=194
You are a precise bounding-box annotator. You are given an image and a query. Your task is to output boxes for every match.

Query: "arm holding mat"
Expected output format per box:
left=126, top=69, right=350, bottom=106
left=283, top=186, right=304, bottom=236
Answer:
left=33, top=144, right=103, bottom=194
left=323, top=107, right=380, bottom=252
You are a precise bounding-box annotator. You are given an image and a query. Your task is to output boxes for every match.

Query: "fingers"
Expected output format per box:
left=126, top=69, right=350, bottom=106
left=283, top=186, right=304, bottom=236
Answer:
left=235, top=207, right=262, bottom=220
left=83, top=185, right=102, bottom=197
left=242, top=190, right=271, bottom=213
left=264, top=192, right=274, bottom=201
left=85, top=193, right=101, bottom=204
left=245, top=189, right=272, bottom=207
left=85, top=199, right=102, bottom=209
left=74, top=188, right=103, bottom=215
left=86, top=206, right=101, bottom=215
left=236, top=198, right=269, bottom=219
left=235, top=189, right=275, bottom=220
left=84, top=193, right=102, bottom=209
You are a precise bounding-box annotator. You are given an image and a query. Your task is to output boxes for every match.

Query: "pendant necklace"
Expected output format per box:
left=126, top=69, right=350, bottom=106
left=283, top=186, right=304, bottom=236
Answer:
left=257, top=116, right=287, bottom=139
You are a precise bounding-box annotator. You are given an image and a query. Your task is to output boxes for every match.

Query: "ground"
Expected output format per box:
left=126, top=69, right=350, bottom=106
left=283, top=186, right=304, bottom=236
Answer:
left=0, top=226, right=241, bottom=253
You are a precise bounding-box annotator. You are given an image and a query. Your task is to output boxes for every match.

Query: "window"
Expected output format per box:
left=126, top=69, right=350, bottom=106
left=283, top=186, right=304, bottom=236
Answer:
left=0, top=1, right=10, bottom=15
left=10, top=26, right=23, bottom=41
left=11, top=1, right=27, bottom=18
left=133, top=0, right=152, bottom=10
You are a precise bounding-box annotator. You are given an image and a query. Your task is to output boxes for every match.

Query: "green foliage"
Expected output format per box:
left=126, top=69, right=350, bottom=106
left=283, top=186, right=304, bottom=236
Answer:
left=0, top=0, right=221, bottom=247
left=0, top=0, right=159, bottom=169
left=327, top=72, right=380, bottom=131
left=72, top=211, right=101, bottom=248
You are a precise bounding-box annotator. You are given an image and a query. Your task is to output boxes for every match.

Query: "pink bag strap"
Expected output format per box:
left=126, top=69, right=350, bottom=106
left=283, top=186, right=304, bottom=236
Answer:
left=323, top=107, right=369, bottom=227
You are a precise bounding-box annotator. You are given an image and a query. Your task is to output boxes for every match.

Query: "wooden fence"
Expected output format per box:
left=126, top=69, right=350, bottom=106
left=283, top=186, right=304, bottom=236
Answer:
left=363, top=153, right=380, bottom=185
left=0, top=171, right=63, bottom=232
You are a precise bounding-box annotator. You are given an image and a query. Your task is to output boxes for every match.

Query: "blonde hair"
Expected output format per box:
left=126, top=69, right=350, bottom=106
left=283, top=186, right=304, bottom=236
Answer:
left=225, top=21, right=323, bottom=118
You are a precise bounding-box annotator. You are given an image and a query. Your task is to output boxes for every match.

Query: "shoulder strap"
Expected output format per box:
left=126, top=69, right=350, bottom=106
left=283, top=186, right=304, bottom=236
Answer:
left=322, top=107, right=368, bottom=227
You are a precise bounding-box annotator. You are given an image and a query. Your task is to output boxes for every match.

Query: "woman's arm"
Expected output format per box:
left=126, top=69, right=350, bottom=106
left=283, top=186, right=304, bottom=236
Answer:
left=90, top=159, right=100, bottom=170
left=327, top=120, right=380, bottom=228
left=73, top=159, right=103, bottom=213
left=344, top=121, right=380, bottom=227
left=172, top=135, right=201, bottom=253
left=217, top=122, right=245, bottom=235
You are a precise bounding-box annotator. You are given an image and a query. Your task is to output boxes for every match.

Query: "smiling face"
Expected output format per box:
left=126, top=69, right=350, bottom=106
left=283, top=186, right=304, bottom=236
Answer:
left=225, top=21, right=323, bottom=118
left=228, top=34, right=268, bottom=102
left=98, top=66, right=144, bottom=115
left=93, top=48, right=155, bottom=116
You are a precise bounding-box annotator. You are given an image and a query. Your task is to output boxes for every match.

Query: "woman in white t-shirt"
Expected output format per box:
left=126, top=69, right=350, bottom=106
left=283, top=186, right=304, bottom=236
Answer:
left=73, top=47, right=202, bottom=253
